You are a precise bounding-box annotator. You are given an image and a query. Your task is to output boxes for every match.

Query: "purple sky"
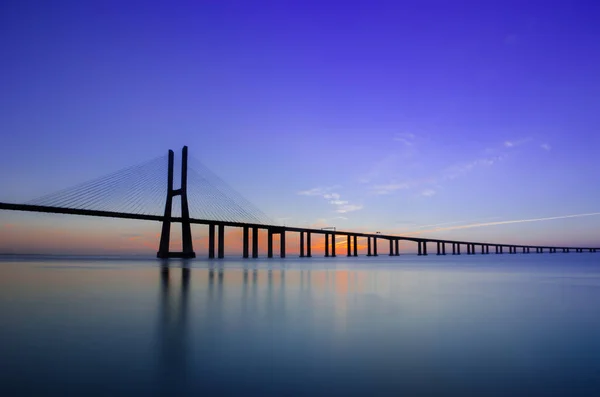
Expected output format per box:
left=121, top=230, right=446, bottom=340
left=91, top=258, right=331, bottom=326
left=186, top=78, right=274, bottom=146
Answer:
left=1, top=1, right=600, bottom=253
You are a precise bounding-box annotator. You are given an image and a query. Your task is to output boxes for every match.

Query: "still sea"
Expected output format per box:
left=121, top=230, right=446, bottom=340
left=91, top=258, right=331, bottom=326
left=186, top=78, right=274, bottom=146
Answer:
left=1, top=254, right=600, bottom=396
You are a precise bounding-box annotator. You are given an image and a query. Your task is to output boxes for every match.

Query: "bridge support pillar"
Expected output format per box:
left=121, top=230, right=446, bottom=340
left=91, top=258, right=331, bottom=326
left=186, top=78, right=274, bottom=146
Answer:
left=280, top=231, right=286, bottom=258
left=457, top=244, right=461, bottom=255
left=307, top=232, right=312, bottom=257
left=218, top=224, right=225, bottom=258
left=436, top=242, right=441, bottom=255
left=252, top=227, right=259, bottom=258
left=367, top=237, right=372, bottom=256
left=243, top=226, right=249, bottom=258
left=331, top=233, right=336, bottom=257
left=395, top=239, right=400, bottom=256
left=348, top=235, right=352, bottom=257
left=390, top=240, right=394, bottom=256
left=325, top=234, right=330, bottom=257
left=208, top=224, right=215, bottom=259
left=442, top=242, right=446, bottom=255
left=452, top=243, right=456, bottom=255
left=268, top=229, right=273, bottom=258
left=157, top=146, right=196, bottom=259
left=417, top=241, right=422, bottom=256
left=422, top=241, right=427, bottom=256
left=354, top=235, right=358, bottom=256
left=467, top=244, right=471, bottom=255
left=300, top=232, right=305, bottom=257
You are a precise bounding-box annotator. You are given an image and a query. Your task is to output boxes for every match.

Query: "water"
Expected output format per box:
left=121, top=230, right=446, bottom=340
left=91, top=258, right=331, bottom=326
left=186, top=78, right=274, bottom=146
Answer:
left=1, top=254, right=600, bottom=396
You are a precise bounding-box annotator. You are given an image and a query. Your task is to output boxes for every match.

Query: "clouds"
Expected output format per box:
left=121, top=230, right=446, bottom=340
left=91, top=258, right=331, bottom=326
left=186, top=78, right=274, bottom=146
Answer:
left=335, top=204, right=363, bottom=213
left=366, top=134, right=554, bottom=200
left=371, top=182, right=410, bottom=195
left=420, top=189, right=436, bottom=197
left=407, top=212, right=600, bottom=235
left=297, top=185, right=340, bottom=196
left=393, top=132, right=416, bottom=146
left=504, top=137, right=532, bottom=148
left=298, top=187, right=363, bottom=214
left=442, top=155, right=503, bottom=180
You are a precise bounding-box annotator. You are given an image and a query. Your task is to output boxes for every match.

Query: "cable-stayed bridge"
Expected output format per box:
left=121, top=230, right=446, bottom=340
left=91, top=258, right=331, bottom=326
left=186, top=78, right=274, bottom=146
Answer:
left=1, top=146, right=598, bottom=258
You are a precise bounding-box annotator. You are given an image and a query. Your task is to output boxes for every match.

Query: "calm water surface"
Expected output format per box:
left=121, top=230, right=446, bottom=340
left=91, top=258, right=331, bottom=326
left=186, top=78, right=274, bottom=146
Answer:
left=1, top=255, right=600, bottom=396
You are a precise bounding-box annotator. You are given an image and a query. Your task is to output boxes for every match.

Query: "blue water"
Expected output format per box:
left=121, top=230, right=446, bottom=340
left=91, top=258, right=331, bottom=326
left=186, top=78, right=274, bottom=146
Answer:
left=1, top=254, right=600, bottom=396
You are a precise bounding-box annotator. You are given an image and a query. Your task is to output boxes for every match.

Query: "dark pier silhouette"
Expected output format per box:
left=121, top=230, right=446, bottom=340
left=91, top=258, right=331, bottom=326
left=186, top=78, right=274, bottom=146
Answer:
left=1, top=146, right=598, bottom=258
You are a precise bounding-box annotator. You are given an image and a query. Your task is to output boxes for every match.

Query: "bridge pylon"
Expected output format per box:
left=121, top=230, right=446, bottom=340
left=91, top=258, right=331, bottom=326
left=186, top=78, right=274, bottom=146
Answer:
left=157, top=146, right=196, bottom=259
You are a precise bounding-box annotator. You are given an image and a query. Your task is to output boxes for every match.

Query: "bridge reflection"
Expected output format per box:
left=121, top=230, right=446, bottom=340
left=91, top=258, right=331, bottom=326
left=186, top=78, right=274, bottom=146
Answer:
left=156, top=263, right=369, bottom=384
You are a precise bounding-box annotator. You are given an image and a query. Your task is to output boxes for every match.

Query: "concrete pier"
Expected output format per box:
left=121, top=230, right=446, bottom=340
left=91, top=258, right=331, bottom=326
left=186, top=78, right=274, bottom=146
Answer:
left=252, top=227, right=258, bottom=258
left=208, top=224, right=215, bottom=259
left=307, top=232, right=312, bottom=257
left=243, top=226, right=249, bottom=258
left=331, top=232, right=336, bottom=257
left=268, top=229, right=273, bottom=258
left=348, top=235, right=352, bottom=257
left=353, top=235, right=358, bottom=256
left=300, top=232, right=305, bottom=257
left=218, top=224, right=224, bottom=258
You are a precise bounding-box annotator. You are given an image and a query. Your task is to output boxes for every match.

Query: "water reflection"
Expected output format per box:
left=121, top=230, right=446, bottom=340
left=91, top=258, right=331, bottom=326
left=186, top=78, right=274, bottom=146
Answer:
left=157, top=261, right=190, bottom=392
left=148, top=261, right=600, bottom=396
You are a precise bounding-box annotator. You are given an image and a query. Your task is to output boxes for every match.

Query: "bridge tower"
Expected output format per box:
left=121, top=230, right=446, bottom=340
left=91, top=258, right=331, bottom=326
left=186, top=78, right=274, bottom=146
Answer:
left=157, top=146, right=196, bottom=258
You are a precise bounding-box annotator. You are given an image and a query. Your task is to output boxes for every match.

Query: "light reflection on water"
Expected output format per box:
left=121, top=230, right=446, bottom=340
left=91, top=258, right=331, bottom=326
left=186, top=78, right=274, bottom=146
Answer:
left=1, top=255, right=600, bottom=396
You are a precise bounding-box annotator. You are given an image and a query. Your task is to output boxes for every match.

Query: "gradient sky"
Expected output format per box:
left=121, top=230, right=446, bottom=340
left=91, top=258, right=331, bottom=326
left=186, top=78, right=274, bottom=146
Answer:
left=1, top=1, right=600, bottom=254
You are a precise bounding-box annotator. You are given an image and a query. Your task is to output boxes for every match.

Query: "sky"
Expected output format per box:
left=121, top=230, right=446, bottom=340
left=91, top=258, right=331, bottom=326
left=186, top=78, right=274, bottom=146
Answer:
left=1, top=0, right=600, bottom=255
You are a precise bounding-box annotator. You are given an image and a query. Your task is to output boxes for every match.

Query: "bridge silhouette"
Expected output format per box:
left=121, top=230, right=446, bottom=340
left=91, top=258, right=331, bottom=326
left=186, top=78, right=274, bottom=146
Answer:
left=1, top=146, right=598, bottom=258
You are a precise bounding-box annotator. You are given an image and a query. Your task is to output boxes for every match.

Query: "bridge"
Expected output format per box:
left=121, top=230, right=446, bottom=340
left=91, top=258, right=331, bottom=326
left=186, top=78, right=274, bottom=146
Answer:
left=1, top=146, right=598, bottom=258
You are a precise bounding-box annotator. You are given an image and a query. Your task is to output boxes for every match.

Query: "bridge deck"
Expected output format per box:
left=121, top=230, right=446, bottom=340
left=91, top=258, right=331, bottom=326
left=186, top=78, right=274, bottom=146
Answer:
left=1, top=202, right=598, bottom=251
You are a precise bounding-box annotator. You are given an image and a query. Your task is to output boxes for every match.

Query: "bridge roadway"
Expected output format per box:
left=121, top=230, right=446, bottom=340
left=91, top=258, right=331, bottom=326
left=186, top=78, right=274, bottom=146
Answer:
left=1, top=202, right=598, bottom=258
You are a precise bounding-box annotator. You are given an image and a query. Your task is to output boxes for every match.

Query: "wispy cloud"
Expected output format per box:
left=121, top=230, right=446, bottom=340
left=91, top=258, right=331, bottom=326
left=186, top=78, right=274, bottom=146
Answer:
left=420, top=189, right=436, bottom=197
left=336, top=204, right=363, bottom=213
left=298, top=187, right=363, bottom=214
left=407, top=212, right=600, bottom=235
left=541, top=143, right=551, bottom=151
left=504, top=137, right=532, bottom=148
left=393, top=132, right=416, bottom=146
left=442, top=156, right=503, bottom=180
left=297, top=185, right=340, bottom=196
left=371, top=182, right=410, bottom=195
